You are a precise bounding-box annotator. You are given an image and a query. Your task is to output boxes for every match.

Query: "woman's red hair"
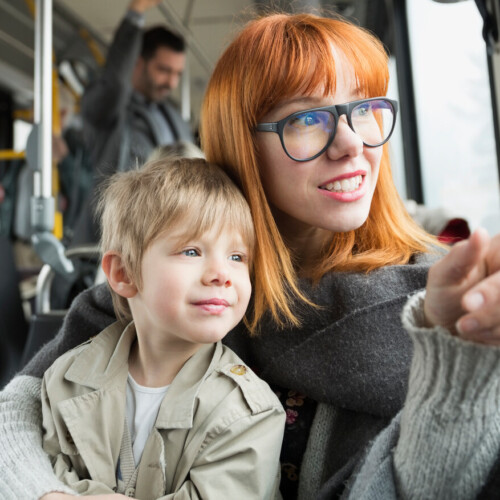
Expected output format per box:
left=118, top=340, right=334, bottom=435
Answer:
left=201, top=13, right=437, bottom=331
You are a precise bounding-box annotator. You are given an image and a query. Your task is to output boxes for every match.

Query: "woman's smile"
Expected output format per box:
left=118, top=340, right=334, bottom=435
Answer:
left=318, top=171, right=366, bottom=201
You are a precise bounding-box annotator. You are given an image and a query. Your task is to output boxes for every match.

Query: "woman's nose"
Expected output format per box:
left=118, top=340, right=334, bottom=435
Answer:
left=326, top=116, right=364, bottom=160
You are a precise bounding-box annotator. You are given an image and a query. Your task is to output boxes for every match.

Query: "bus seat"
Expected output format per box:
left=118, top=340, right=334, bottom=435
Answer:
left=20, top=312, right=65, bottom=368
left=0, top=235, right=29, bottom=388
left=20, top=245, right=101, bottom=369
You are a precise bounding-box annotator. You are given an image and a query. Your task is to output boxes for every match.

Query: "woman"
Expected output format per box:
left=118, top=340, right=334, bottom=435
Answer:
left=200, top=13, right=500, bottom=500
left=2, top=12, right=500, bottom=500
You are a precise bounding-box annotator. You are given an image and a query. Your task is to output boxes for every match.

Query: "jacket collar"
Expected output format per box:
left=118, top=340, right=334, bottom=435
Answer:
left=64, top=321, right=222, bottom=428
left=64, top=321, right=135, bottom=390
left=155, top=342, right=221, bottom=429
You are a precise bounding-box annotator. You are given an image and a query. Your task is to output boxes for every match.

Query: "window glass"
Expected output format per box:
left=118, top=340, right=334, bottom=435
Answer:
left=13, top=119, right=32, bottom=152
left=408, top=0, right=500, bottom=234
left=387, top=57, right=406, bottom=199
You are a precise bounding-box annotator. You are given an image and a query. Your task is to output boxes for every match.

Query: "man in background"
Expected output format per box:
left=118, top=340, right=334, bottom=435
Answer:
left=82, top=0, right=193, bottom=173
left=76, top=0, right=193, bottom=243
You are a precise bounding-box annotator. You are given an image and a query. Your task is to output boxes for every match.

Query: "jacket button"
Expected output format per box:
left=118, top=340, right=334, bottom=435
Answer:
left=125, top=487, right=136, bottom=497
left=230, top=365, right=247, bottom=375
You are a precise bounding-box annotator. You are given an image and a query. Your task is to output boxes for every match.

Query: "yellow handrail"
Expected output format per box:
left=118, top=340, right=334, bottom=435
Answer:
left=79, top=28, right=105, bottom=67
left=24, top=0, right=35, bottom=17
left=13, top=109, right=34, bottom=122
left=0, top=150, right=26, bottom=161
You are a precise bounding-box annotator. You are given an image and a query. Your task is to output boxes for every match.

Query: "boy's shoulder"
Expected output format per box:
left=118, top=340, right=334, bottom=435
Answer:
left=44, top=336, right=96, bottom=381
left=43, top=321, right=123, bottom=383
left=41, top=336, right=98, bottom=404
left=211, top=345, right=284, bottom=416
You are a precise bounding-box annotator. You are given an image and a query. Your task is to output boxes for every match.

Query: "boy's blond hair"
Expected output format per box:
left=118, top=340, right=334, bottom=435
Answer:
left=97, top=157, right=255, bottom=322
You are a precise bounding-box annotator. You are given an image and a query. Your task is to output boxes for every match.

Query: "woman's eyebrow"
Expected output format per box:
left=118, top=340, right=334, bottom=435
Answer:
left=272, top=96, right=328, bottom=114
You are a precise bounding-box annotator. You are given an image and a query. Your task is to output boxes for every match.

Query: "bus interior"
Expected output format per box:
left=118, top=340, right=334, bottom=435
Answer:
left=0, top=0, right=499, bottom=387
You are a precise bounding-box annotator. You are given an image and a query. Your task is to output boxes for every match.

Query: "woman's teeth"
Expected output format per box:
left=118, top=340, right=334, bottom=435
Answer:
left=321, top=175, right=362, bottom=193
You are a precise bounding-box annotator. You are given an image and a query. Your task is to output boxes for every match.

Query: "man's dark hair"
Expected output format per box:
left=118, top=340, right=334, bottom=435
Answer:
left=141, top=26, right=185, bottom=59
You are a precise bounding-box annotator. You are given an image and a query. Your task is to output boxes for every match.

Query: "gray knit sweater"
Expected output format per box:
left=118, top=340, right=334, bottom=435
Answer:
left=2, top=260, right=500, bottom=499
left=345, top=291, right=500, bottom=500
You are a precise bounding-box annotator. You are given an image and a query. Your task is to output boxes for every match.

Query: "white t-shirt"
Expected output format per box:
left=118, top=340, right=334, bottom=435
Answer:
left=126, top=373, right=169, bottom=465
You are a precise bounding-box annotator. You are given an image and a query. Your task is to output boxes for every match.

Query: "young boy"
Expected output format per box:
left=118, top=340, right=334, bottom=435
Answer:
left=41, top=158, right=285, bottom=499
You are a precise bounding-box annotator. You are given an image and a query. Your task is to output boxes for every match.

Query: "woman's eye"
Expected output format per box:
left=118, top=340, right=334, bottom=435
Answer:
left=302, top=113, right=319, bottom=126
left=229, top=254, right=244, bottom=262
left=181, top=248, right=200, bottom=257
left=353, top=104, right=372, bottom=117
left=289, top=112, right=320, bottom=128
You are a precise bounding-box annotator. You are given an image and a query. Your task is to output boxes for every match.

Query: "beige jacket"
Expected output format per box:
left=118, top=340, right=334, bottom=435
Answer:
left=41, top=322, right=285, bottom=499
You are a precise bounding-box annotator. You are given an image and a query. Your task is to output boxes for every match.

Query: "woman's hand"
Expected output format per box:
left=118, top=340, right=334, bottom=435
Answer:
left=424, top=228, right=500, bottom=344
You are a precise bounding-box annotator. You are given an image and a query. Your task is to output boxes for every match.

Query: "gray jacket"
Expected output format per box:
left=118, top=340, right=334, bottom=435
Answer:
left=74, top=13, right=193, bottom=244
left=81, top=12, right=193, bottom=177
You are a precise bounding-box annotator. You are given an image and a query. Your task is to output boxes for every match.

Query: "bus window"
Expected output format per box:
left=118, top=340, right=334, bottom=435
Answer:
left=13, top=119, right=31, bottom=153
left=387, top=56, right=406, bottom=200
left=408, top=0, right=500, bottom=234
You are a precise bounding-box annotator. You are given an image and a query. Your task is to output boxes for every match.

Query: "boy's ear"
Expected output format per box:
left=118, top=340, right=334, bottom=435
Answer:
left=101, top=251, right=138, bottom=298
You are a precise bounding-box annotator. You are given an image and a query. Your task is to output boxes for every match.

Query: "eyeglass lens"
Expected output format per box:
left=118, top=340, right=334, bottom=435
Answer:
left=282, top=99, right=395, bottom=160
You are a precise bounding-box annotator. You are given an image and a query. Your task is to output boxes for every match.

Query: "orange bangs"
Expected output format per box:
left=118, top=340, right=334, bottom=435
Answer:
left=237, top=13, right=390, bottom=123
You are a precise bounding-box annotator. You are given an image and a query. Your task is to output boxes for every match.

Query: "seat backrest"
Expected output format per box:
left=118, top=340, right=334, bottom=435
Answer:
left=20, top=245, right=101, bottom=370
left=0, top=236, right=29, bottom=388
left=20, top=312, right=65, bottom=368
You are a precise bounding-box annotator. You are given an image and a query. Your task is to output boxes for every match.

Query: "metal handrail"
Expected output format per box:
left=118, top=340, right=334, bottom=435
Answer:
left=35, top=245, right=101, bottom=314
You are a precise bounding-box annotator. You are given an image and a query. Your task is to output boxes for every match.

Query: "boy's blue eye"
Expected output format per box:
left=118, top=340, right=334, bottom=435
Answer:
left=182, top=248, right=200, bottom=257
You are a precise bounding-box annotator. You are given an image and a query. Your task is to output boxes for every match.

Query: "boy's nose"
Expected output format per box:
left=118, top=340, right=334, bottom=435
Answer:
left=202, top=261, right=232, bottom=287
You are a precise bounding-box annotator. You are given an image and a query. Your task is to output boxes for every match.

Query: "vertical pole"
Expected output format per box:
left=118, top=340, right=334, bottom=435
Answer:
left=181, top=54, right=190, bottom=122
left=485, top=0, right=500, bottom=186
left=32, top=0, right=54, bottom=231
left=33, top=0, right=42, bottom=198
left=40, top=0, right=52, bottom=200
left=31, top=0, right=74, bottom=276
left=391, top=0, right=424, bottom=203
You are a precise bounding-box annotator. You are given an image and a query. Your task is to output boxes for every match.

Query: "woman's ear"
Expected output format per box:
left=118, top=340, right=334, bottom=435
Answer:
left=101, top=251, right=138, bottom=298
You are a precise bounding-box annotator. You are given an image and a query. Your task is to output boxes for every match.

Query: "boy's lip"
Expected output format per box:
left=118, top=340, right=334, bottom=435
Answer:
left=193, top=298, right=230, bottom=306
left=193, top=298, right=231, bottom=315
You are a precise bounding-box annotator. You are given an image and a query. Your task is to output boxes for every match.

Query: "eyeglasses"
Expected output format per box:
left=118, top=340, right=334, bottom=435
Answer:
left=255, top=97, right=398, bottom=162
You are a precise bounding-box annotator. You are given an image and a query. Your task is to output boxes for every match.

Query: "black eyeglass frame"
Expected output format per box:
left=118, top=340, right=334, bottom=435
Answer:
left=255, top=97, right=399, bottom=162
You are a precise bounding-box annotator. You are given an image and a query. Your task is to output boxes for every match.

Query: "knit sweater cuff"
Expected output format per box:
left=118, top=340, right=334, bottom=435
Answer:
left=394, top=290, right=500, bottom=500
left=0, top=375, right=76, bottom=499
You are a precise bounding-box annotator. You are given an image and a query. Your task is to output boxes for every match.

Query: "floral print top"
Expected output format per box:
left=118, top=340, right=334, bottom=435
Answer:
left=272, top=385, right=318, bottom=500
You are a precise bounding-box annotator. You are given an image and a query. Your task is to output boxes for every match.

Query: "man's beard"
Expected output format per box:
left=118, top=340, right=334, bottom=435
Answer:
left=149, top=82, right=171, bottom=102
